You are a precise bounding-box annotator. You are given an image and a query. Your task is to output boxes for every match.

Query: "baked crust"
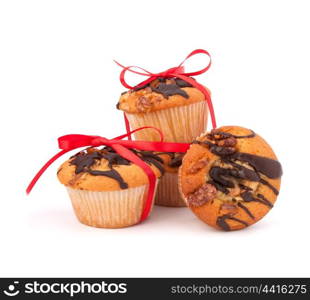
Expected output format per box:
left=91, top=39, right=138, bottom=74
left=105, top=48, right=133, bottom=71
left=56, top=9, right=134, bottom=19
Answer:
left=157, top=152, right=184, bottom=174
left=179, top=126, right=282, bottom=231
left=57, top=147, right=163, bottom=191
left=117, top=77, right=209, bottom=114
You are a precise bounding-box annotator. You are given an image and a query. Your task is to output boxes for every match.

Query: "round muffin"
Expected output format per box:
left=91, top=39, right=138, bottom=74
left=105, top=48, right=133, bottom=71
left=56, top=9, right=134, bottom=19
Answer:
left=58, top=146, right=164, bottom=228
left=179, top=126, right=283, bottom=231
left=117, top=77, right=210, bottom=143
left=154, top=152, right=186, bottom=207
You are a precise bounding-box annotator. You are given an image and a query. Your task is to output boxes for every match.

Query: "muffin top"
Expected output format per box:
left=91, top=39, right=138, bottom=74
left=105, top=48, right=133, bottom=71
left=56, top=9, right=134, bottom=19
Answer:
left=117, top=77, right=208, bottom=114
left=57, top=147, right=164, bottom=191
left=157, top=152, right=185, bottom=173
left=179, top=126, right=283, bottom=231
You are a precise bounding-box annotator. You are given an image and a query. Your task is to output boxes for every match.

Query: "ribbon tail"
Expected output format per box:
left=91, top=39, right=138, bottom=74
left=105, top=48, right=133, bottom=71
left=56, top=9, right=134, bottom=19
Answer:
left=173, top=74, right=217, bottom=129
left=195, top=81, right=217, bottom=129
left=123, top=113, right=132, bottom=140
left=111, top=144, right=157, bottom=222
left=26, top=149, right=71, bottom=195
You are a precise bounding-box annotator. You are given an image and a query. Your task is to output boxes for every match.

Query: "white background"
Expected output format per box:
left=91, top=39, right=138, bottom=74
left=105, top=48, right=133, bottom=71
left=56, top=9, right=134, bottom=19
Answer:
left=0, top=0, right=309, bottom=277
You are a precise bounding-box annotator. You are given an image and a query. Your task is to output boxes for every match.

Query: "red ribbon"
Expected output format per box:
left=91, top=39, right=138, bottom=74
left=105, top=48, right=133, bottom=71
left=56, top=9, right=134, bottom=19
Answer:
left=115, top=49, right=217, bottom=134
left=26, top=127, right=190, bottom=222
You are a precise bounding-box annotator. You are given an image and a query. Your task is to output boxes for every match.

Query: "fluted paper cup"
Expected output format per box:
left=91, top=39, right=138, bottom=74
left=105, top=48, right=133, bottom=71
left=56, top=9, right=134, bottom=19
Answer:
left=155, top=172, right=186, bottom=207
left=125, top=101, right=208, bottom=142
left=66, top=182, right=157, bottom=228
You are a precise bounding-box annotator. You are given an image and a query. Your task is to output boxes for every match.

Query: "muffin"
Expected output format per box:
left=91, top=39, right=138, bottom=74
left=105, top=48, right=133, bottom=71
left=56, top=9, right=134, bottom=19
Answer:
left=179, top=126, right=283, bottom=231
left=117, top=77, right=210, bottom=207
left=117, top=77, right=210, bottom=143
left=57, top=146, right=164, bottom=228
left=155, top=152, right=186, bottom=207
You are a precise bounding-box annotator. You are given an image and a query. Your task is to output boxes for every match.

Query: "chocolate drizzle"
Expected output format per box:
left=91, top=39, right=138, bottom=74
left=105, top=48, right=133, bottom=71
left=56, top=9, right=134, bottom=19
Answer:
left=151, top=83, right=189, bottom=99
left=132, top=150, right=165, bottom=175
left=175, top=78, right=195, bottom=87
left=71, top=152, right=103, bottom=174
left=207, top=129, right=256, bottom=140
left=131, top=77, right=194, bottom=99
left=89, top=169, right=128, bottom=189
left=169, top=155, right=183, bottom=168
left=260, top=178, right=279, bottom=195
left=155, top=152, right=184, bottom=168
left=237, top=202, right=255, bottom=220
left=224, top=159, right=261, bottom=181
left=216, top=215, right=248, bottom=231
left=70, top=147, right=164, bottom=189
left=193, top=128, right=282, bottom=231
left=117, top=77, right=198, bottom=110
left=231, top=152, right=282, bottom=179
left=210, top=167, right=235, bottom=189
left=241, top=191, right=273, bottom=208
left=196, top=140, right=236, bottom=156
left=195, top=142, right=282, bottom=195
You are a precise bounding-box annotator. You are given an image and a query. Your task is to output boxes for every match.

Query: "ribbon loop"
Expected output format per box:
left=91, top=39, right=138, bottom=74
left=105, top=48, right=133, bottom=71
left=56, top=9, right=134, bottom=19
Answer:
left=58, top=134, right=101, bottom=150
left=177, top=48, right=212, bottom=76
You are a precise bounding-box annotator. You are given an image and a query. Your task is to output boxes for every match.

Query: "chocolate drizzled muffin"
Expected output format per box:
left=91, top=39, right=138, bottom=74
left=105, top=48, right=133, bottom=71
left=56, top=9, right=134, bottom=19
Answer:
left=117, top=77, right=210, bottom=207
left=57, top=147, right=164, bottom=228
left=179, top=126, right=282, bottom=231
left=117, top=77, right=210, bottom=143
left=155, top=152, right=186, bottom=207
left=118, top=77, right=204, bottom=114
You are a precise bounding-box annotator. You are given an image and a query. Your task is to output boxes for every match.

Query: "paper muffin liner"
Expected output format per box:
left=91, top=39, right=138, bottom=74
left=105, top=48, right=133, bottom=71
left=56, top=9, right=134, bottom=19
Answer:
left=155, top=172, right=186, bottom=207
left=125, top=101, right=208, bottom=142
left=66, top=182, right=157, bottom=228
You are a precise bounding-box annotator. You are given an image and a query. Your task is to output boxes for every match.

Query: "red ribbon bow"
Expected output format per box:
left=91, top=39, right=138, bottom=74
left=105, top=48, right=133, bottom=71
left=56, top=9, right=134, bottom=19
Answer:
left=26, top=127, right=190, bottom=222
left=115, top=49, right=217, bottom=133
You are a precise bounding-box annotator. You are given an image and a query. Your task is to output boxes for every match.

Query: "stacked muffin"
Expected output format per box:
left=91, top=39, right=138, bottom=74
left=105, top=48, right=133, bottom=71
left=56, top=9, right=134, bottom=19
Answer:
left=117, top=77, right=210, bottom=207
